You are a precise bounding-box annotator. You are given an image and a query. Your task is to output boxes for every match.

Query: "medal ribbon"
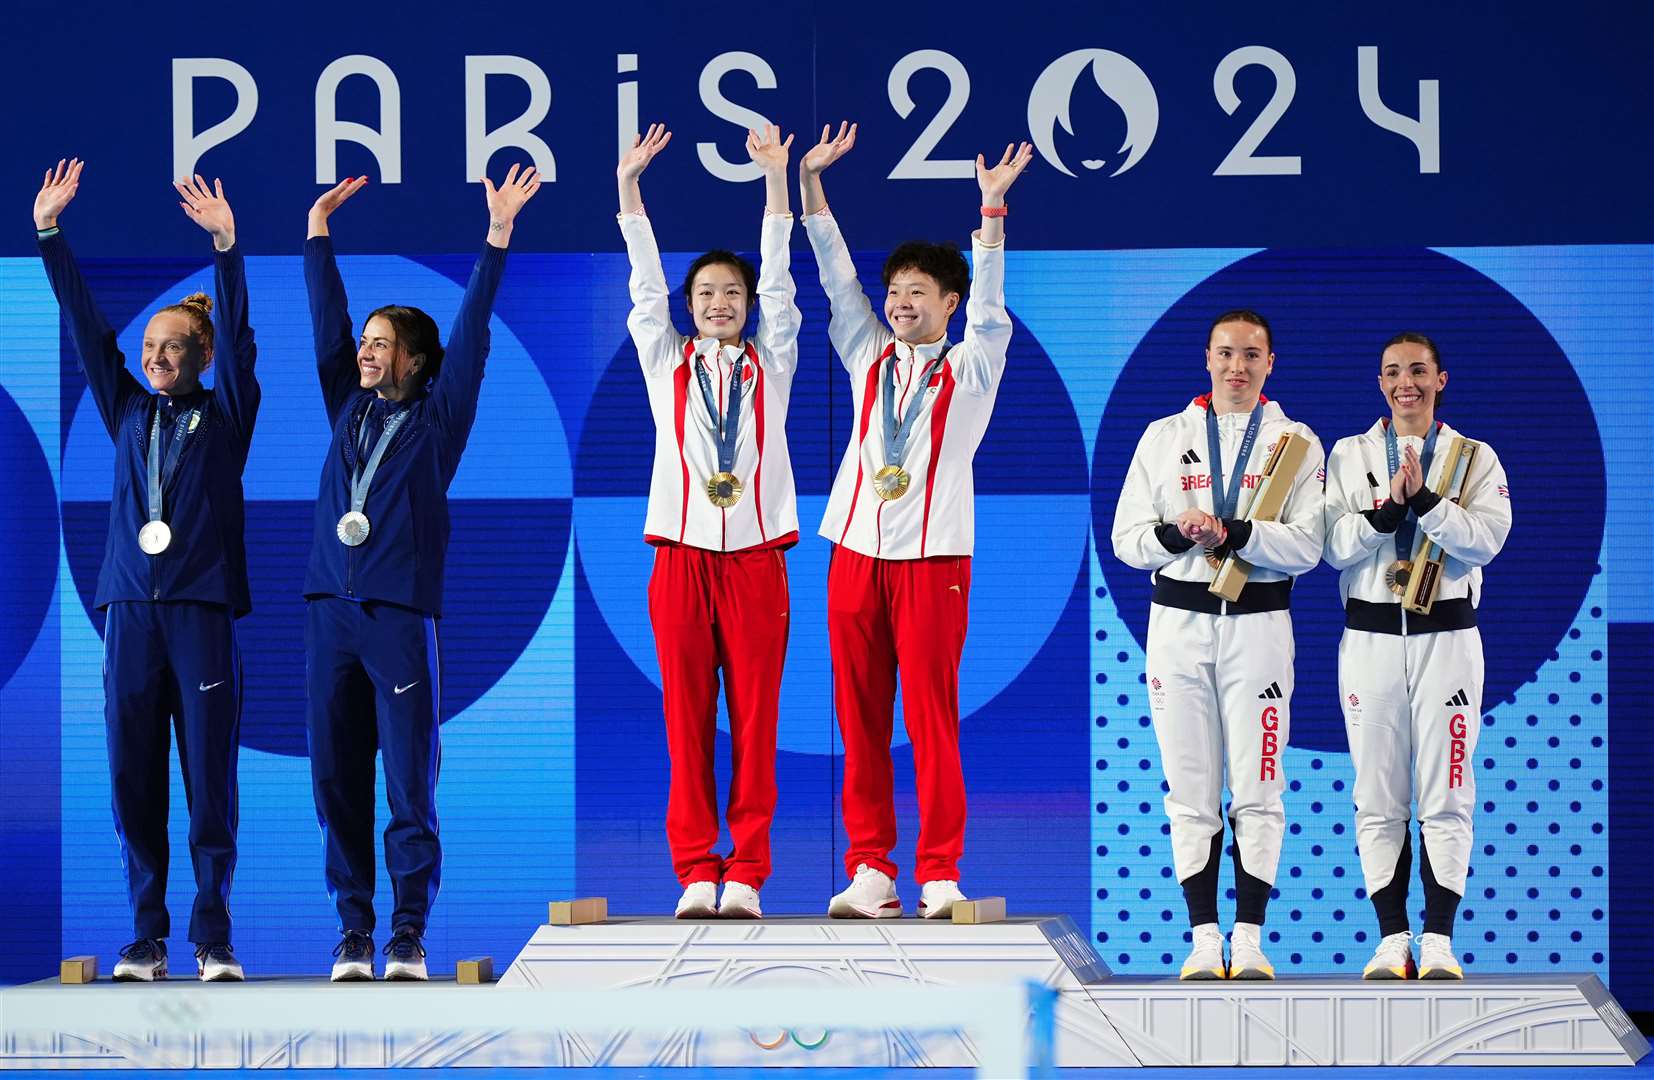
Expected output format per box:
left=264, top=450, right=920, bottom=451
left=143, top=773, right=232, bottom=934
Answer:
left=692, top=343, right=747, bottom=476
left=883, top=346, right=949, bottom=467
left=1384, top=420, right=1440, bottom=561
left=349, top=404, right=410, bottom=517
left=146, top=402, right=200, bottom=527
left=1205, top=401, right=1264, bottom=522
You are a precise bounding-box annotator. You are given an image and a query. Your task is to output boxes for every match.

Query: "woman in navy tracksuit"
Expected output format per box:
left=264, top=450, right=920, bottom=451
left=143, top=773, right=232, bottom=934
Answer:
left=34, top=161, right=259, bottom=983
left=301, top=168, right=539, bottom=981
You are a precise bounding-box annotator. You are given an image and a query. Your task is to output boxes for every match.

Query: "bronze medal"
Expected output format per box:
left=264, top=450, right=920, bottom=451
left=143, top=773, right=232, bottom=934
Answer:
left=1386, top=559, right=1413, bottom=596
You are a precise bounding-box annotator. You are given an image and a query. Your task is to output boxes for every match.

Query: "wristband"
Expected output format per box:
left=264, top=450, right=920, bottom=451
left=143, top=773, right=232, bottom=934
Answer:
left=36, top=225, right=60, bottom=239
left=980, top=204, right=1008, bottom=218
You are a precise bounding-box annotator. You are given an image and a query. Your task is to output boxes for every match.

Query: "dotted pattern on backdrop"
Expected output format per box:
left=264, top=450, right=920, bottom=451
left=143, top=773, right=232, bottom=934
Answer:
left=1090, top=541, right=1610, bottom=974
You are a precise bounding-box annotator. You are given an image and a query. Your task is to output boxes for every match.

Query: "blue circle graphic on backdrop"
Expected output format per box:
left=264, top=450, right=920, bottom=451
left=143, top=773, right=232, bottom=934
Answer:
left=0, top=384, right=58, bottom=688
left=576, top=302, right=1090, bottom=755
left=1092, top=248, right=1604, bottom=750
left=60, top=256, right=573, bottom=756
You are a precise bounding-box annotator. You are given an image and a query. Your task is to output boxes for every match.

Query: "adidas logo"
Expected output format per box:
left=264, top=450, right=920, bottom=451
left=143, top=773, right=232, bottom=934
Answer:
left=1445, top=688, right=1470, bottom=708
left=1258, top=681, right=1284, bottom=701
left=1179, top=448, right=1201, bottom=465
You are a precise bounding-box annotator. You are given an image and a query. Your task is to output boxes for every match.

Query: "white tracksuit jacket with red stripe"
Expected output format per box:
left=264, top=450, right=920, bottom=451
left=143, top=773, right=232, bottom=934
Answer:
left=620, top=210, right=801, bottom=551
left=804, top=210, right=1009, bottom=560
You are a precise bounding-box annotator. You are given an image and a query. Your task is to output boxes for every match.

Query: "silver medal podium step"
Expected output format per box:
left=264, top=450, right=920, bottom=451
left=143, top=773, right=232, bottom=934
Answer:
left=1, top=915, right=1645, bottom=1069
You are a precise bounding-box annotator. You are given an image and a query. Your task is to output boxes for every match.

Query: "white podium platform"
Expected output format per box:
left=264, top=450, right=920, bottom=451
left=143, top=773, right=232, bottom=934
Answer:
left=1, top=915, right=1645, bottom=1070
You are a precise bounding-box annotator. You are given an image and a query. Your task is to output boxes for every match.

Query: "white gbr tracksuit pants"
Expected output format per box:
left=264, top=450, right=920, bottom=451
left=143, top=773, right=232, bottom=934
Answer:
left=1340, top=625, right=1483, bottom=897
left=1147, top=604, right=1292, bottom=886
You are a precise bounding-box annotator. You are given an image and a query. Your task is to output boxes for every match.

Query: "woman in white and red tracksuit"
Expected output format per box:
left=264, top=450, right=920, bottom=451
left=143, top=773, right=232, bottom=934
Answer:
left=1324, top=332, right=1511, bottom=981
left=617, top=124, right=801, bottom=920
left=799, top=123, right=1033, bottom=921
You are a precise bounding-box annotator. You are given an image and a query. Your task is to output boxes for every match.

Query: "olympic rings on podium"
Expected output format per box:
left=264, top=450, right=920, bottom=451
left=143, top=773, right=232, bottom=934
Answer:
left=747, top=1027, right=831, bottom=1050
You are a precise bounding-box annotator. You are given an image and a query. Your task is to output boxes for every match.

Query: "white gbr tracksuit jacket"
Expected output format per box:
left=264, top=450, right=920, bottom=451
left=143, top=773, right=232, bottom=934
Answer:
left=1113, top=397, right=1325, bottom=598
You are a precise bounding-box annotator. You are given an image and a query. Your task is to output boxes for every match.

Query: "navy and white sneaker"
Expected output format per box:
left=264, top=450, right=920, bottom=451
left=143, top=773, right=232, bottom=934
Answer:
left=113, top=937, right=168, bottom=982
left=331, top=930, right=375, bottom=982
left=383, top=928, right=428, bottom=981
left=194, top=942, right=245, bottom=982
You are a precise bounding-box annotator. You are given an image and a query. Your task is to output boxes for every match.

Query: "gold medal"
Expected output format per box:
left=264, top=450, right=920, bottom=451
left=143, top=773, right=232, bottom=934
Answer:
left=706, top=471, right=743, bottom=508
left=1385, top=559, right=1413, bottom=596
left=872, top=464, right=911, bottom=501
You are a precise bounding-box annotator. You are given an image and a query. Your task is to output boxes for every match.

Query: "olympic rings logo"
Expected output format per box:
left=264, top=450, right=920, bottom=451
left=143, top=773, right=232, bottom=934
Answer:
left=747, top=1027, right=831, bottom=1051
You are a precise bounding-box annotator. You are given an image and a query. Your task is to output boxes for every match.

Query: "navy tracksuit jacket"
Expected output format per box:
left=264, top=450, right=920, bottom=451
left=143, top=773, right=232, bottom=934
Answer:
left=40, top=229, right=259, bottom=945
left=301, top=236, right=504, bottom=935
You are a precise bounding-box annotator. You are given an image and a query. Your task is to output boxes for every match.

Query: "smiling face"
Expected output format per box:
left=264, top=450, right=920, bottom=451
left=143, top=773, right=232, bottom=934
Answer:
left=357, top=315, right=423, bottom=398
left=140, top=311, right=211, bottom=396
left=687, top=263, right=750, bottom=346
left=884, top=268, right=959, bottom=346
left=1380, top=340, right=1447, bottom=423
left=1205, top=320, right=1274, bottom=412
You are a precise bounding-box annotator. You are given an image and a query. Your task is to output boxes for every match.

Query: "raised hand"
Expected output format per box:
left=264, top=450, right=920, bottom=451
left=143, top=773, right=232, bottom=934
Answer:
left=483, top=163, right=541, bottom=247
left=800, top=122, right=856, bottom=177
left=977, top=141, right=1034, bottom=205
left=746, top=124, right=794, bottom=174
left=618, top=124, right=672, bottom=182
left=307, top=176, right=368, bottom=238
left=174, top=174, right=236, bottom=251
left=34, top=158, right=83, bottom=230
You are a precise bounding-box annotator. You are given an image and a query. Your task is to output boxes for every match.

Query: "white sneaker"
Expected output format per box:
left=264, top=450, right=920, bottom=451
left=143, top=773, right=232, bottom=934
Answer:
left=1228, top=922, right=1275, bottom=980
left=113, top=938, right=168, bottom=982
left=675, top=881, right=718, bottom=919
left=330, top=930, right=374, bottom=982
left=1417, top=932, right=1463, bottom=980
left=383, top=929, right=428, bottom=981
left=918, top=880, right=966, bottom=920
left=827, top=863, right=903, bottom=919
left=1363, top=931, right=1416, bottom=980
left=194, top=943, right=245, bottom=982
left=1179, top=923, right=1226, bottom=981
left=719, top=881, right=763, bottom=919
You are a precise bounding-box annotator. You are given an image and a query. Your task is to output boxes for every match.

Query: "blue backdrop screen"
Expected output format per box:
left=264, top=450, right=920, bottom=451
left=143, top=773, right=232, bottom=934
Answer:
left=0, top=0, right=1649, bottom=1011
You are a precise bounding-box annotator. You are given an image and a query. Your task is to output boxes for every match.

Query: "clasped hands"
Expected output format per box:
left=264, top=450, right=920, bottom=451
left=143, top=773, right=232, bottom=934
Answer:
left=1176, top=508, right=1228, bottom=549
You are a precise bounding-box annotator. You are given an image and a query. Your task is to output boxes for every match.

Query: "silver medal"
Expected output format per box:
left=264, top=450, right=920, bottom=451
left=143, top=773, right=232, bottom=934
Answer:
left=336, top=510, right=371, bottom=547
left=138, top=520, right=172, bottom=555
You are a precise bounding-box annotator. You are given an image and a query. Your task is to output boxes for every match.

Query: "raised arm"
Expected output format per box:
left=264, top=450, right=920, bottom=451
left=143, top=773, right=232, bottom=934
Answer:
left=953, top=142, right=1032, bottom=393
left=616, top=124, right=684, bottom=377
left=33, top=159, right=143, bottom=436
left=304, top=177, right=369, bottom=425
left=798, top=122, right=882, bottom=370
left=175, top=175, right=259, bottom=447
left=747, top=125, right=800, bottom=374
left=430, top=163, right=537, bottom=450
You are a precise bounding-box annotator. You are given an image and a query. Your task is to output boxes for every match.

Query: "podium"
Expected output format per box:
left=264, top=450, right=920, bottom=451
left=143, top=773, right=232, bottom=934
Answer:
left=1, top=915, right=1645, bottom=1070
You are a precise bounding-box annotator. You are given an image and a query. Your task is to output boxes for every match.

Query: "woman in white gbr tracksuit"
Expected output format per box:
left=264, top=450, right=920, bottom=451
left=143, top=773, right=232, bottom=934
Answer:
left=1112, top=310, right=1324, bottom=982
left=1324, top=332, right=1511, bottom=981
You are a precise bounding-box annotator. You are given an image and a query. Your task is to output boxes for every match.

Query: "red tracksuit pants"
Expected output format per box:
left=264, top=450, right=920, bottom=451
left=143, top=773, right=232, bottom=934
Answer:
left=649, top=543, right=788, bottom=889
left=827, top=547, right=971, bottom=884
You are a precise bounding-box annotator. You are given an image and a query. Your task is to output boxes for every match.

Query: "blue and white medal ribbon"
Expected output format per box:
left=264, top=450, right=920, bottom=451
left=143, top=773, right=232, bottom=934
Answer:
left=138, top=402, right=201, bottom=555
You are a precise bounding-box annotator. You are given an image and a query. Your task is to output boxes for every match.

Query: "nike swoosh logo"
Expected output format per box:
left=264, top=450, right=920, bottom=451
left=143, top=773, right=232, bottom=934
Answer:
left=948, top=585, right=961, bottom=593
left=198, top=680, right=226, bottom=692
left=394, top=681, right=420, bottom=695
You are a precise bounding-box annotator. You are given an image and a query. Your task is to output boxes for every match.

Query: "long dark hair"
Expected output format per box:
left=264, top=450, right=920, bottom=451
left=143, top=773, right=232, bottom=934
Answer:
left=367, top=304, right=445, bottom=387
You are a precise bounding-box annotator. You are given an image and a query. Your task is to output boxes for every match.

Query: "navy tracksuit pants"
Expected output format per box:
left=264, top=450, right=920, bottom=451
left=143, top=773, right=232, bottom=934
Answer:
left=103, top=601, right=241, bottom=944
left=304, top=597, right=443, bottom=934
